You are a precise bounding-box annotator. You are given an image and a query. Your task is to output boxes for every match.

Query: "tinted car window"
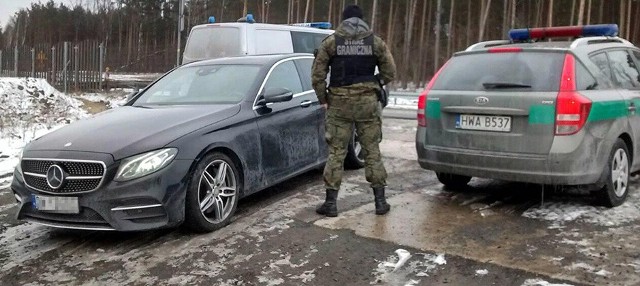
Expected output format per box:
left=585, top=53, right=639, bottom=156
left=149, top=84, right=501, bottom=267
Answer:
left=576, top=61, right=598, bottom=90
left=633, top=51, right=640, bottom=65
left=607, top=50, right=640, bottom=89
left=432, top=52, right=564, bottom=91
left=183, top=27, right=241, bottom=61
left=134, top=65, right=261, bottom=105
left=264, top=61, right=304, bottom=94
left=590, top=52, right=613, bottom=82
left=255, top=30, right=293, bottom=54
left=292, top=31, right=329, bottom=53
left=295, top=58, right=314, bottom=91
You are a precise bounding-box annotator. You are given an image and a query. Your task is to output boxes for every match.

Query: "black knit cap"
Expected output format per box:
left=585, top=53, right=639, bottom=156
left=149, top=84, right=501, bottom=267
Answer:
left=342, top=4, right=364, bottom=20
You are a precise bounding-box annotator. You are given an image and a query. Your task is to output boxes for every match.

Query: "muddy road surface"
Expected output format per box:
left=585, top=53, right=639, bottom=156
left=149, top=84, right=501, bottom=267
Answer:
left=1, top=118, right=637, bottom=285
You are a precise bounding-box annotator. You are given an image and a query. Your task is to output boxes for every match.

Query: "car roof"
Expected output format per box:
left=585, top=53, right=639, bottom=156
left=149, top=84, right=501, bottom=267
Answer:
left=499, top=41, right=573, bottom=49
left=463, top=37, right=636, bottom=55
left=191, top=22, right=335, bottom=34
left=181, top=53, right=314, bottom=68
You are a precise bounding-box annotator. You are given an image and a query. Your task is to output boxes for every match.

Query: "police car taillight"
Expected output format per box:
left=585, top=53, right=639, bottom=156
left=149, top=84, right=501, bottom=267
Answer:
left=555, top=54, right=592, bottom=136
left=418, top=61, right=449, bottom=127
left=417, top=90, right=427, bottom=127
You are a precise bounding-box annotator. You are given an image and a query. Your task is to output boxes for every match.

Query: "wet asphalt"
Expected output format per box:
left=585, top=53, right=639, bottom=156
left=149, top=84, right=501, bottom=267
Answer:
left=1, top=117, right=638, bottom=285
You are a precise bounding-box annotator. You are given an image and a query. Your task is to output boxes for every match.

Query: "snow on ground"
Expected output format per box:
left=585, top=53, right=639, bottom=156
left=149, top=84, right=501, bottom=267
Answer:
left=0, top=77, right=93, bottom=183
left=521, top=279, right=574, bottom=286
left=371, top=249, right=447, bottom=285
left=387, top=96, right=418, bottom=110
left=77, top=93, right=128, bottom=109
left=521, top=189, right=640, bottom=229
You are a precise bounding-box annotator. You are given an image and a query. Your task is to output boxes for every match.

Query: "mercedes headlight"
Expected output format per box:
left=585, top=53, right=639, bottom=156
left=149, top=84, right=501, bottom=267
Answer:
left=115, top=148, right=177, bottom=181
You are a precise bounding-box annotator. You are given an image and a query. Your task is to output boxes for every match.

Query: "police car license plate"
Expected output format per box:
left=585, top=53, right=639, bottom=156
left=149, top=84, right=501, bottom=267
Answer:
left=32, top=195, right=79, bottom=214
left=456, top=114, right=511, bottom=132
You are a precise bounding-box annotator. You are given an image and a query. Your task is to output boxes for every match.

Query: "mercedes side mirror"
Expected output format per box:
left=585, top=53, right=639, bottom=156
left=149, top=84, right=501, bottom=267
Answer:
left=262, top=87, right=294, bottom=104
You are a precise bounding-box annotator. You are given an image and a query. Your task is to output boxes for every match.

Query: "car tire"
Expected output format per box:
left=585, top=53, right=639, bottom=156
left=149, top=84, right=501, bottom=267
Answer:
left=184, top=152, right=241, bottom=233
left=436, top=172, right=472, bottom=190
left=597, top=139, right=630, bottom=208
left=345, top=129, right=365, bottom=169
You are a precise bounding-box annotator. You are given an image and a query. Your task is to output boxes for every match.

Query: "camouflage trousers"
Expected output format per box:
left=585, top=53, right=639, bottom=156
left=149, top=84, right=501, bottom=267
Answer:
left=323, top=92, right=387, bottom=191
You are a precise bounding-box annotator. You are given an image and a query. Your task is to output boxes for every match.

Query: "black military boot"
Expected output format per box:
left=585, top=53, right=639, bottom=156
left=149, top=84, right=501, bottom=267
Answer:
left=316, top=189, right=338, bottom=217
left=373, top=187, right=391, bottom=215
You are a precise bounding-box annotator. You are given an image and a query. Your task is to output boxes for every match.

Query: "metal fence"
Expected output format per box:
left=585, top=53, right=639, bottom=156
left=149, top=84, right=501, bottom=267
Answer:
left=1, top=41, right=178, bottom=92
left=0, top=41, right=106, bottom=92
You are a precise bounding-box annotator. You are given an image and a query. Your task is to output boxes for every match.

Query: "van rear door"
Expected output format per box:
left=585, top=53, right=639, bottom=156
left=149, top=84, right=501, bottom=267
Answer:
left=182, top=25, right=243, bottom=64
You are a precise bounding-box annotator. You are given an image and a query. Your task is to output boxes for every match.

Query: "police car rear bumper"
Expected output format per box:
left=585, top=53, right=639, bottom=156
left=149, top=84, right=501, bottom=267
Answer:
left=415, top=128, right=606, bottom=186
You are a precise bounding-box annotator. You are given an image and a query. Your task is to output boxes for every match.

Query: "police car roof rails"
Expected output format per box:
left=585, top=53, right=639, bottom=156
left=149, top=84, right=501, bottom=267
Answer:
left=569, top=36, right=633, bottom=49
left=465, top=40, right=512, bottom=52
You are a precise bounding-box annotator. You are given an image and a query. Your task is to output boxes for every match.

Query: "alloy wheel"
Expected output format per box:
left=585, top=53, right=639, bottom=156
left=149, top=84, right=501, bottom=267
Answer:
left=611, top=149, right=629, bottom=198
left=198, top=160, right=237, bottom=223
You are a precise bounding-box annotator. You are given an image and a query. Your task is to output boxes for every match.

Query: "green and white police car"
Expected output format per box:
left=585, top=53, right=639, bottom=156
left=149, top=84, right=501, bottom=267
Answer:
left=416, top=24, right=640, bottom=207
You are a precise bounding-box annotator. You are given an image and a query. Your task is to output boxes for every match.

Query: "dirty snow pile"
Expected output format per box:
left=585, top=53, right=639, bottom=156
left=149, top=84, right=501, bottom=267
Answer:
left=371, top=249, right=447, bottom=285
left=522, top=192, right=640, bottom=229
left=0, top=77, right=89, bottom=184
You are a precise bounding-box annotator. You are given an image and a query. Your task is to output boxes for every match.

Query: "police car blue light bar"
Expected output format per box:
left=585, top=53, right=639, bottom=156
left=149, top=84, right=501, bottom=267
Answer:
left=290, top=22, right=332, bottom=29
left=509, top=24, right=618, bottom=41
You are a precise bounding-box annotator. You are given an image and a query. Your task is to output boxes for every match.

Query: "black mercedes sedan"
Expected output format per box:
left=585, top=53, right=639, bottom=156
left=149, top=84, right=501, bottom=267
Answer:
left=11, top=54, right=365, bottom=232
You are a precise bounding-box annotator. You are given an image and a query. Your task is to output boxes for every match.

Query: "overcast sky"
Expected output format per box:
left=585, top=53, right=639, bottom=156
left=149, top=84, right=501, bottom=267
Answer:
left=0, top=0, right=69, bottom=29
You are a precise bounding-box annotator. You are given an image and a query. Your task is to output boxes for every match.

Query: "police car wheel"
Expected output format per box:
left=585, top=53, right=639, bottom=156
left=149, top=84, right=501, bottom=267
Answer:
left=436, top=172, right=471, bottom=190
left=184, top=152, right=241, bottom=233
left=345, top=130, right=365, bottom=169
left=597, top=139, right=629, bottom=208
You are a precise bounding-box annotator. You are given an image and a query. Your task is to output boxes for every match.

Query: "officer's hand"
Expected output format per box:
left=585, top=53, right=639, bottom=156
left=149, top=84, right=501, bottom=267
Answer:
left=322, top=104, right=328, bottom=109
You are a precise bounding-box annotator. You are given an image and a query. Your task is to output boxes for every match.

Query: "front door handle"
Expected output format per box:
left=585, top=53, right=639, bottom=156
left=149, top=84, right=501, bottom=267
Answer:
left=300, top=100, right=313, bottom=108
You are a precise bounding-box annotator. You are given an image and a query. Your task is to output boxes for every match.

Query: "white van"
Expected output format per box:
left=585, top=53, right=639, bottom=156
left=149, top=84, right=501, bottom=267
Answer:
left=182, top=15, right=334, bottom=64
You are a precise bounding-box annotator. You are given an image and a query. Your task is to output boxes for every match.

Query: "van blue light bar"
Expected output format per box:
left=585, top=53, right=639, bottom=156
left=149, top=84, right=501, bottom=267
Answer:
left=237, top=14, right=256, bottom=23
left=208, top=16, right=216, bottom=24
left=290, top=22, right=332, bottom=29
left=509, top=24, right=618, bottom=41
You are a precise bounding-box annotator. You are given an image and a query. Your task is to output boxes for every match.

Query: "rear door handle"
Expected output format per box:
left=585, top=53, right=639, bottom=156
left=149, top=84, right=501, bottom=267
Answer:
left=300, top=100, right=313, bottom=108
left=629, top=103, right=636, bottom=113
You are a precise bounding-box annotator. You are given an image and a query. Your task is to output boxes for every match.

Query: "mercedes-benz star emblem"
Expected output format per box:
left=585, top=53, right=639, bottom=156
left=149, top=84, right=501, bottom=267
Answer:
left=46, top=165, right=65, bottom=189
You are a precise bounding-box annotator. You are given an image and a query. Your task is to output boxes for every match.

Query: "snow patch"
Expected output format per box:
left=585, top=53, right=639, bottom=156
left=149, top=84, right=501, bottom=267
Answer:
left=404, top=280, right=421, bottom=286
left=567, top=262, right=611, bottom=277
left=0, top=77, right=89, bottom=179
left=381, top=249, right=412, bottom=271
left=372, top=250, right=447, bottom=285
left=521, top=279, right=574, bottom=286
left=522, top=197, right=640, bottom=228
left=433, top=254, right=446, bottom=265
left=475, top=269, right=489, bottom=276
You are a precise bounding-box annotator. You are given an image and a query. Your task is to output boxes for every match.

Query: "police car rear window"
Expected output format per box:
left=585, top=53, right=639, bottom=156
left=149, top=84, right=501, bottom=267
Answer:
left=183, top=27, right=241, bottom=61
left=432, top=52, right=564, bottom=92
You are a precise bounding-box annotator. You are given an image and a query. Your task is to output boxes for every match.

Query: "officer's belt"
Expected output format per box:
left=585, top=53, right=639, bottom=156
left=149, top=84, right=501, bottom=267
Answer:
left=329, top=75, right=378, bottom=88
